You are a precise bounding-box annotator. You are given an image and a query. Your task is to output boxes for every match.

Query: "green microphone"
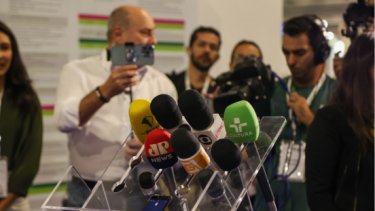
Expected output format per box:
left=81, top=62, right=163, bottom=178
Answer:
left=223, top=100, right=259, bottom=143
left=223, top=100, right=277, bottom=211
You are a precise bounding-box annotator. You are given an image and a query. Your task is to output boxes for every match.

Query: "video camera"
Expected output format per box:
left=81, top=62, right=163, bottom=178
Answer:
left=213, top=56, right=274, bottom=117
left=342, top=0, right=374, bottom=40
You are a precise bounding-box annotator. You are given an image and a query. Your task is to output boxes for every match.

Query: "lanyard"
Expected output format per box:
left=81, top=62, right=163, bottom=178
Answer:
left=184, top=71, right=211, bottom=95
left=286, top=73, right=326, bottom=140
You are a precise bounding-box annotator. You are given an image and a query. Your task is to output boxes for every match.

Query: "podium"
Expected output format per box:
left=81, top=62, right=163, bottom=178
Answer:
left=42, top=116, right=285, bottom=211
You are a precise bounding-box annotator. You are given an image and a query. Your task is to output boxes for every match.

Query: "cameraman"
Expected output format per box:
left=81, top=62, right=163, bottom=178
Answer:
left=54, top=5, right=177, bottom=208
left=334, top=0, right=374, bottom=79
left=229, top=40, right=263, bottom=70
left=213, top=40, right=274, bottom=117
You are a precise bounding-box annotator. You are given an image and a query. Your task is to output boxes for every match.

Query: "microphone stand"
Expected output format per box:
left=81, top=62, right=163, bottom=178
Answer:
left=241, top=143, right=277, bottom=211
left=111, top=145, right=144, bottom=192
left=174, top=174, right=196, bottom=211
left=112, top=86, right=141, bottom=192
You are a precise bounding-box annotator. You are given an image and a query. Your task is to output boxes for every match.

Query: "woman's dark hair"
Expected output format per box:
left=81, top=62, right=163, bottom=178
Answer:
left=331, top=33, right=374, bottom=149
left=0, top=20, right=39, bottom=110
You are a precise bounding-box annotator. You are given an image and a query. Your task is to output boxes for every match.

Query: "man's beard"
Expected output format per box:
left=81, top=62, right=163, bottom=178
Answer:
left=191, top=54, right=213, bottom=73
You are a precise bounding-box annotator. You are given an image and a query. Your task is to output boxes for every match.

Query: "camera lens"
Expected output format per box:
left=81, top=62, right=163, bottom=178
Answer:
left=125, top=48, right=135, bottom=63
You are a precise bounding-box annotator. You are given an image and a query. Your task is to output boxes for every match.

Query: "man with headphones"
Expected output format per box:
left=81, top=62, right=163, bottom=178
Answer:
left=254, top=15, right=337, bottom=211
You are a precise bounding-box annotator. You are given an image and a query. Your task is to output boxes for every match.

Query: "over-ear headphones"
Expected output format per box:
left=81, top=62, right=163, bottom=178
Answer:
left=303, top=15, right=331, bottom=64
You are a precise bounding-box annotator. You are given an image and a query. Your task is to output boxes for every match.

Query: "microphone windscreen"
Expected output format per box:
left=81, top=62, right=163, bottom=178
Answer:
left=211, top=139, right=242, bottom=171
left=129, top=99, right=160, bottom=143
left=144, top=128, right=178, bottom=169
left=223, top=100, right=259, bottom=144
left=150, top=94, right=182, bottom=130
left=171, top=128, right=211, bottom=174
left=170, top=128, right=200, bottom=159
left=178, top=89, right=213, bottom=130
left=139, top=171, right=155, bottom=189
left=197, top=168, right=224, bottom=198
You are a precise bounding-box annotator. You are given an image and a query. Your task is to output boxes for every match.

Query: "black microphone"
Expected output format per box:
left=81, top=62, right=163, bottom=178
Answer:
left=170, top=127, right=212, bottom=202
left=197, top=168, right=232, bottom=208
left=138, top=171, right=158, bottom=196
left=150, top=94, right=189, bottom=133
left=178, top=90, right=226, bottom=147
left=170, top=128, right=211, bottom=175
left=211, top=139, right=242, bottom=172
left=211, top=139, right=253, bottom=211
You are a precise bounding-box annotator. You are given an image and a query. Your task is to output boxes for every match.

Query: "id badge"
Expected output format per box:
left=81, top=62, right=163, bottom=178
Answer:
left=0, top=157, right=7, bottom=198
left=277, top=140, right=306, bottom=182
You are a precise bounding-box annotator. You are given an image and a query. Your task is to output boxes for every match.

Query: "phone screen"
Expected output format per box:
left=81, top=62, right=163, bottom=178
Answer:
left=143, top=196, right=170, bottom=211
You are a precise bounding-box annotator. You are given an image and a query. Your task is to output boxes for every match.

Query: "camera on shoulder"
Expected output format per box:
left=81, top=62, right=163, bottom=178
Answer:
left=213, top=56, right=274, bottom=117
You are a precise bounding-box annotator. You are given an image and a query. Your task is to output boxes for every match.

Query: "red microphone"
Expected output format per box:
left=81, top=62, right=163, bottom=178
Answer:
left=144, top=128, right=178, bottom=169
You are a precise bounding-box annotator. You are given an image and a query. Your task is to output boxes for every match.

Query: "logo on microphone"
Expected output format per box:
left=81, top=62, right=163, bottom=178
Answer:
left=228, top=117, right=253, bottom=138
left=142, top=116, right=154, bottom=127
left=148, top=141, right=170, bottom=156
left=224, top=100, right=260, bottom=143
left=230, top=118, right=247, bottom=132
left=142, top=116, right=158, bottom=135
left=197, top=134, right=212, bottom=145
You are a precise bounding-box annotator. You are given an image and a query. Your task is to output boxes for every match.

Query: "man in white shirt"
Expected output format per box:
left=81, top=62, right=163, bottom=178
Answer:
left=54, top=5, right=177, bottom=208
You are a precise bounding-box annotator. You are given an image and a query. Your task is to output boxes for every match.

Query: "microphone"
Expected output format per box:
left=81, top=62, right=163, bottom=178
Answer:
left=170, top=128, right=210, bottom=175
left=138, top=171, right=158, bottom=196
left=224, top=100, right=276, bottom=211
left=150, top=94, right=189, bottom=133
left=144, top=128, right=178, bottom=169
left=197, top=168, right=232, bottom=208
left=211, top=139, right=242, bottom=172
left=224, top=100, right=259, bottom=143
left=129, top=99, right=160, bottom=143
left=144, top=128, right=191, bottom=210
left=178, top=89, right=226, bottom=147
left=112, top=99, right=160, bottom=193
left=211, top=139, right=253, bottom=211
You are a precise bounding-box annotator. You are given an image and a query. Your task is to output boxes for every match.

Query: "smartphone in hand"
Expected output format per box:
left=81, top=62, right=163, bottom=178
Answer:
left=111, top=43, right=154, bottom=67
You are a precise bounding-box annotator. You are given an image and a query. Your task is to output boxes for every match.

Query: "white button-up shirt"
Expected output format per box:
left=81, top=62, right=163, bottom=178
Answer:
left=54, top=50, right=177, bottom=181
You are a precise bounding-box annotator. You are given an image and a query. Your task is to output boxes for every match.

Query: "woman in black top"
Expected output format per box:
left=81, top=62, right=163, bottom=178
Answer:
left=306, top=34, right=374, bottom=211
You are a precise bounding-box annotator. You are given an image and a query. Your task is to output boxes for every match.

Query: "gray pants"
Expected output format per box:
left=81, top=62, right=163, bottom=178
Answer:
left=63, top=174, right=148, bottom=210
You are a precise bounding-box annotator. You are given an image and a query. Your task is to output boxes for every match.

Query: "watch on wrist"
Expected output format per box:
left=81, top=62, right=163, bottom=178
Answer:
left=95, top=86, right=109, bottom=103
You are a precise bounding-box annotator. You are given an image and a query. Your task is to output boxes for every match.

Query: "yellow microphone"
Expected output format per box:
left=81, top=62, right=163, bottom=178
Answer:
left=129, top=99, right=160, bottom=143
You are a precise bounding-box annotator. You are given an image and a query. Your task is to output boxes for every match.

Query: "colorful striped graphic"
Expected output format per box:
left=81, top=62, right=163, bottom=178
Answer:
left=42, top=105, right=54, bottom=116
left=155, top=18, right=185, bottom=30
left=78, top=14, right=185, bottom=51
left=79, top=14, right=108, bottom=26
left=29, top=182, right=67, bottom=195
left=80, top=38, right=107, bottom=49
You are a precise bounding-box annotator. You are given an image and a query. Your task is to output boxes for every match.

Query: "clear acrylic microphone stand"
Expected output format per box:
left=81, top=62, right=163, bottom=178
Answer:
left=42, top=131, right=209, bottom=211
left=42, top=116, right=285, bottom=211
left=192, top=116, right=286, bottom=211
